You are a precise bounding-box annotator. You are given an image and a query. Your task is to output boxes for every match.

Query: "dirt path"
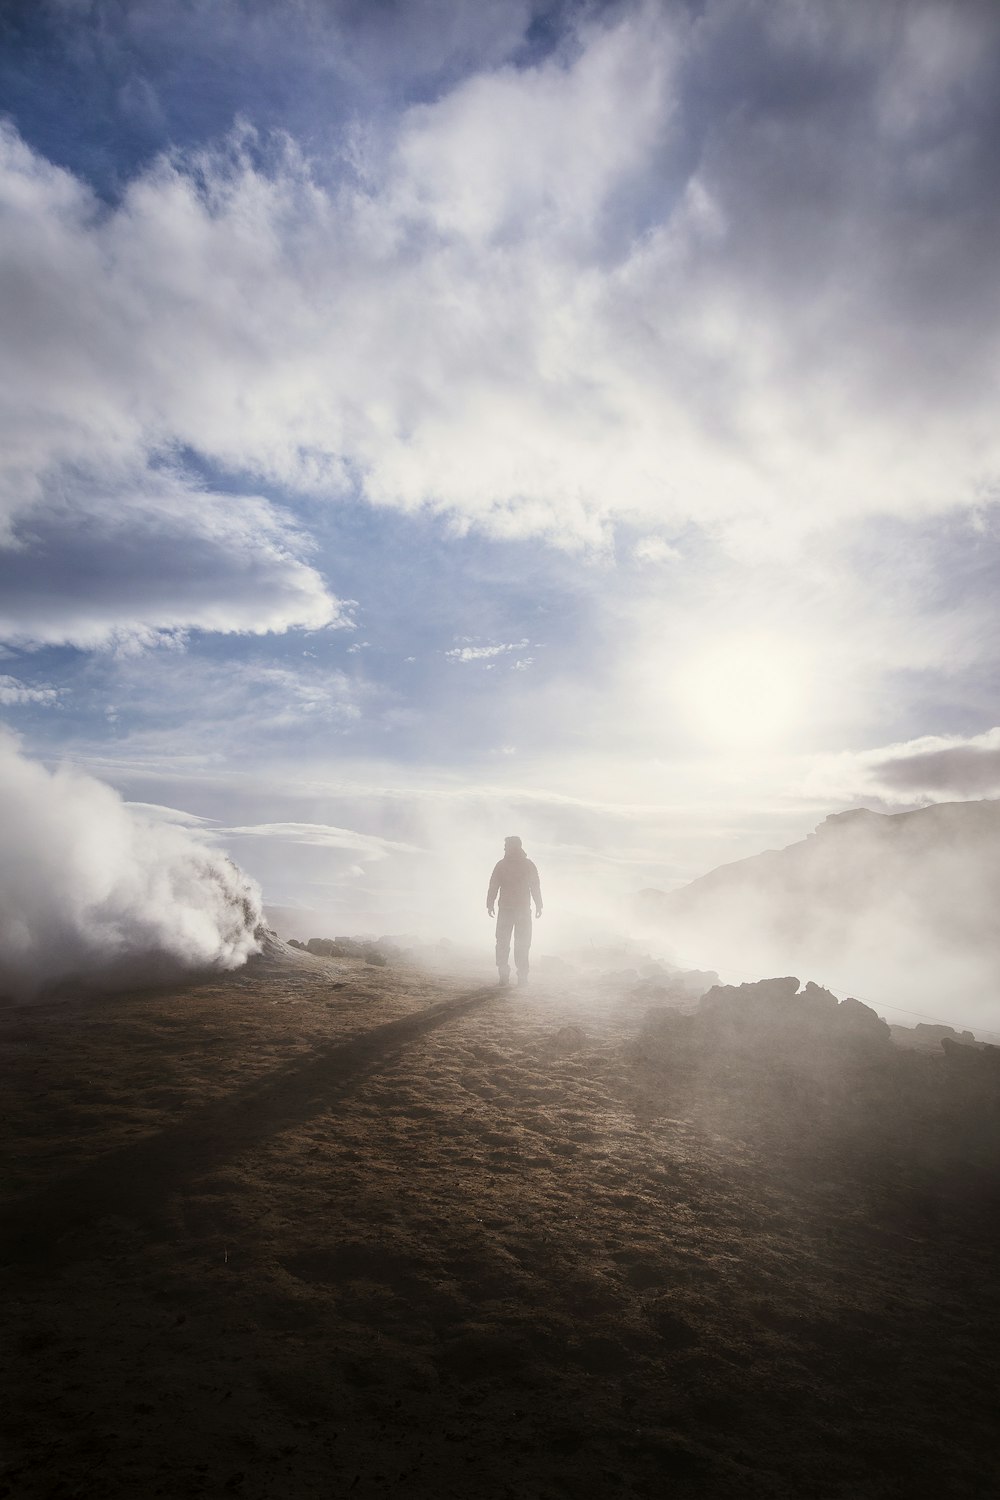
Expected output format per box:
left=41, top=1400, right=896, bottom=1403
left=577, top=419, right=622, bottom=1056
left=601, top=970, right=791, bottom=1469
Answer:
left=3, top=953, right=999, bottom=1499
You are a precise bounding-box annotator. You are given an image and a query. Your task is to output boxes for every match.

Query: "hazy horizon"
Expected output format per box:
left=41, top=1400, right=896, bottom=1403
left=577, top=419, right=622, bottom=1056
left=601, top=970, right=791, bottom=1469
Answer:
left=3, top=1, right=1000, bottom=1024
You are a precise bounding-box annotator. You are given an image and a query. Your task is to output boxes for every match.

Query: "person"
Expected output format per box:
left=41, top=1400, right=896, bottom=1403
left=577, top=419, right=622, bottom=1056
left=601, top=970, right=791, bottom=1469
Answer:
left=486, top=835, right=542, bottom=987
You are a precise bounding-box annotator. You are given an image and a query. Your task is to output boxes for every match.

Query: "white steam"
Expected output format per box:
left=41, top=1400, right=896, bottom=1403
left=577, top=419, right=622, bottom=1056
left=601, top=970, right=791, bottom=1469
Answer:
left=641, top=803, right=1000, bottom=1035
left=0, top=737, right=262, bottom=1000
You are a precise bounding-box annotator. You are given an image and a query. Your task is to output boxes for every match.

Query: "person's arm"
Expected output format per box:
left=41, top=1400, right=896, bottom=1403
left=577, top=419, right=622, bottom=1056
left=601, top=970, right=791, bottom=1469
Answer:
left=487, top=862, right=502, bottom=916
left=529, top=862, right=543, bottom=916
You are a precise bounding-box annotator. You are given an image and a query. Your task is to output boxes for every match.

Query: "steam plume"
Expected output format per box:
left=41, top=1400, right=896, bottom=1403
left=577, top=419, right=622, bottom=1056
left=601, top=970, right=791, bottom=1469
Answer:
left=0, top=736, right=261, bottom=1000
left=640, top=803, right=1000, bottom=1034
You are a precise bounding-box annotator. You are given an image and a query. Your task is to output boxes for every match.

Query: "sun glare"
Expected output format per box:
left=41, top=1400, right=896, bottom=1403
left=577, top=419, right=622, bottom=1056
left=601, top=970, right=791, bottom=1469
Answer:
left=675, top=635, right=809, bottom=749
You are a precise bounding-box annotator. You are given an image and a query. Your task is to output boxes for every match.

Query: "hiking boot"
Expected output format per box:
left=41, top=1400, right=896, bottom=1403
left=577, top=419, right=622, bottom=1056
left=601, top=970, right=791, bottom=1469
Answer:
left=517, top=972, right=528, bottom=987
left=498, top=969, right=510, bottom=987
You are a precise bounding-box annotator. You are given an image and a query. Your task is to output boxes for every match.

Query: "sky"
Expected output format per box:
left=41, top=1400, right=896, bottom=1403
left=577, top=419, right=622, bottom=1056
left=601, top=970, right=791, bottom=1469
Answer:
left=3, top=0, right=1000, bottom=954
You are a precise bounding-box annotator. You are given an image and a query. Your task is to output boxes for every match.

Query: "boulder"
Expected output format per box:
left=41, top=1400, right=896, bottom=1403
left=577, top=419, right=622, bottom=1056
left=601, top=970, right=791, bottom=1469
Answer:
left=891, top=1023, right=978, bottom=1051
left=696, top=976, right=890, bottom=1055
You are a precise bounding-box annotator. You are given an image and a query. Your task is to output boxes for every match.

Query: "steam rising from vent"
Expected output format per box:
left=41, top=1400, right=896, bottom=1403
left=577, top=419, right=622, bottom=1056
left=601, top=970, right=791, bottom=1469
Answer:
left=0, top=737, right=262, bottom=1000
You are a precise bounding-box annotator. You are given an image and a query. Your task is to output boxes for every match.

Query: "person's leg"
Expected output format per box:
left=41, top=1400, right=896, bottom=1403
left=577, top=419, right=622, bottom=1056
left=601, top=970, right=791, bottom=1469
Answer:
left=513, top=906, right=533, bottom=982
left=495, top=906, right=514, bottom=984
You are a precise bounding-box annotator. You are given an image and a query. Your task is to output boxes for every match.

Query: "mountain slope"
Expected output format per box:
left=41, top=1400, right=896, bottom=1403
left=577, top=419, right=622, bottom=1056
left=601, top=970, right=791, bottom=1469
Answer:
left=638, top=800, right=1000, bottom=1029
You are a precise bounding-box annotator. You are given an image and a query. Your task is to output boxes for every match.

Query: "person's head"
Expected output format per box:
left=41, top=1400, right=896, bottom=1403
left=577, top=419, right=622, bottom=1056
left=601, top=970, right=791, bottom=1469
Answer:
left=504, top=835, right=523, bottom=855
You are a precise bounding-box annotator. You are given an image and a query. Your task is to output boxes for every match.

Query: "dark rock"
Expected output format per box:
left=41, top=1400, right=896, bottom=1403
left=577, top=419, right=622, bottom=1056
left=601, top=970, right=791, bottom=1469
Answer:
left=836, top=994, right=890, bottom=1038
left=304, top=938, right=344, bottom=958
left=891, top=1022, right=978, bottom=1051
left=696, top=976, right=890, bottom=1053
left=301, top=935, right=396, bottom=965
left=941, top=1036, right=1000, bottom=1066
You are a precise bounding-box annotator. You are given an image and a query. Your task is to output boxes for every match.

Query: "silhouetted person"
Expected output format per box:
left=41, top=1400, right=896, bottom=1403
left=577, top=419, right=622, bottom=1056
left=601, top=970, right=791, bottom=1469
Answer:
left=487, top=835, right=542, bottom=987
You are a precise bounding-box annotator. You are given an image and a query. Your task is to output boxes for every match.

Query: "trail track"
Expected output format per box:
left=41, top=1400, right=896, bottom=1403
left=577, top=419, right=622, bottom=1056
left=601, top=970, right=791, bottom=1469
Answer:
left=3, top=944, right=999, bottom=1499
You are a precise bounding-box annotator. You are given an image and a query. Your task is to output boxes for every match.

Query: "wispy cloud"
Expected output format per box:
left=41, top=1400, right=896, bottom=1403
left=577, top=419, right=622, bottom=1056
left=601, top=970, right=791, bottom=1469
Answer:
left=43, top=652, right=380, bottom=766
left=218, top=820, right=423, bottom=857
left=0, top=675, right=61, bottom=706
left=123, top=800, right=219, bottom=828
left=445, top=639, right=529, bottom=663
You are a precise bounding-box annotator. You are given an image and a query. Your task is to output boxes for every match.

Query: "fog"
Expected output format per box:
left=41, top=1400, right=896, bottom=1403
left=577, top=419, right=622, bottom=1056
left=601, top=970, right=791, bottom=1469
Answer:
left=6, top=724, right=998, bottom=1040
left=0, top=737, right=262, bottom=1001
left=638, top=803, right=1000, bottom=1038
left=252, top=796, right=648, bottom=970
left=259, top=796, right=1000, bottom=1039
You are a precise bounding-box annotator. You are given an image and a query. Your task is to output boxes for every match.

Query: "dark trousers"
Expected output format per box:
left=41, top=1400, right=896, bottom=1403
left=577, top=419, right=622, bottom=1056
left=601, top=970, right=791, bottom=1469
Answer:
left=496, top=902, right=532, bottom=977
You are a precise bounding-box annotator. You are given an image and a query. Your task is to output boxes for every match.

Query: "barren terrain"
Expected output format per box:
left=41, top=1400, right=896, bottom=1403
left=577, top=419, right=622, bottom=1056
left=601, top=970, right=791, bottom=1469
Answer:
left=3, top=943, right=999, bottom=1499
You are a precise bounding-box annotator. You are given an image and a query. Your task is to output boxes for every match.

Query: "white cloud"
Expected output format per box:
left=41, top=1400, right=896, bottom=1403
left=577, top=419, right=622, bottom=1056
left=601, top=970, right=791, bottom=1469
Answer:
left=804, top=728, right=1000, bottom=806
left=0, top=468, right=341, bottom=649
left=445, top=639, right=529, bottom=662
left=633, top=537, right=680, bottom=565
left=218, top=820, right=422, bottom=857
left=0, top=126, right=340, bottom=648
left=4, top=0, right=1000, bottom=634
left=123, top=800, right=219, bottom=827
left=0, top=675, right=61, bottom=706
left=391, top=7, right=674, bottom=246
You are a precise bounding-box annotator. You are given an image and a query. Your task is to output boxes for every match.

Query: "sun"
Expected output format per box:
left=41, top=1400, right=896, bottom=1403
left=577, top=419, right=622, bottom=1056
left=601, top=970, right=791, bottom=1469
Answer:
left=674, top=634, right=810, bottom=749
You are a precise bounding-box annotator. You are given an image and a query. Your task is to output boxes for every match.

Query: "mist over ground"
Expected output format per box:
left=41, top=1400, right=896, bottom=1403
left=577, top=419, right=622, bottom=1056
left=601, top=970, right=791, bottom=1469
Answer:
left=256, top=797, right=1000, bottom=1039
left=240, top=792, right=653, bottom=965
left=0, top=737, right=262, bottom=1001
left=639, top=801, right=1000, bottom=1036
left=7, top=724, right=998, bottom=1046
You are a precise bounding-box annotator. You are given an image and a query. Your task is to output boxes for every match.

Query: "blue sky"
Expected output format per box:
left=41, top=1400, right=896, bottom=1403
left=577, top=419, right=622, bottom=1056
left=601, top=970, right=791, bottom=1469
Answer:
left=3, top=0, right=1000, bottom=940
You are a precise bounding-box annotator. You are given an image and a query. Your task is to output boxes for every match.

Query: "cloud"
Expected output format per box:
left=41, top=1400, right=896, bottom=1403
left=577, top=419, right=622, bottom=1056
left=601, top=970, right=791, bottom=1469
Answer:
left=4, top=0, right=1000, bottom=627
left=0, top=469, right=342, bottom=649
left=0, top=123, right=341, bottom=648
left=65, top=652, right=374, bottom=760
left=445, top=640, right=529, bottom=662
left=0, top=734, right=262, bottom=1000
left=124, top=800, right=219, bottom=827
left=802, top=729, right=1000, bottom=806
left=872, top=730, right=1000, bottom=800
left=0, top=675, right=61, bottom=706
left=218, top=820, right=422, bottom=857
left=633, top=537, right=680, bottom=565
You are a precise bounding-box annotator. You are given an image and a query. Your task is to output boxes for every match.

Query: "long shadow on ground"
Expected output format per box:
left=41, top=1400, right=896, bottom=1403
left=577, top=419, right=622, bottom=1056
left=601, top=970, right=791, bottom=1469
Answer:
left=2, top=986, right=495, bottom=1268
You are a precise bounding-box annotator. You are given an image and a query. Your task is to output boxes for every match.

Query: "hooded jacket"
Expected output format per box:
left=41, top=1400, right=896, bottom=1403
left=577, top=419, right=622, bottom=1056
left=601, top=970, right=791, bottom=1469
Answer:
left=487, top=847, right=542, bottom=910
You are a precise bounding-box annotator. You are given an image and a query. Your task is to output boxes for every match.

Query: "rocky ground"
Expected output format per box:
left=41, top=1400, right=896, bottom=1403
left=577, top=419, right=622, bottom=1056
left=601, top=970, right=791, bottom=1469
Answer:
left=3, top=943, right=999, bottom=1499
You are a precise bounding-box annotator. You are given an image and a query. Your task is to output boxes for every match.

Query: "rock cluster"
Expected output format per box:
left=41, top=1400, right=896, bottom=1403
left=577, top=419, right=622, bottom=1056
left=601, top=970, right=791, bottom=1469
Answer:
left=633, top=975, right=892, bottom=1084
left=696, top=976, right=891, bottom=1057
left=890, top=1021, right=978, bottom=1051
left=630, top=975, right=1000, bottom=1170
left=286, top=935, right=402, bottom=966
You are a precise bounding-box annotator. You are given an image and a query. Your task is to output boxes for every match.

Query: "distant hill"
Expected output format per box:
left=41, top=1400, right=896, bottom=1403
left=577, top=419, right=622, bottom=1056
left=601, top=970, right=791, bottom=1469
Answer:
left=637, top=801, right=1000, bottom=1031
left=264, top=904, right=329, bottom=942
